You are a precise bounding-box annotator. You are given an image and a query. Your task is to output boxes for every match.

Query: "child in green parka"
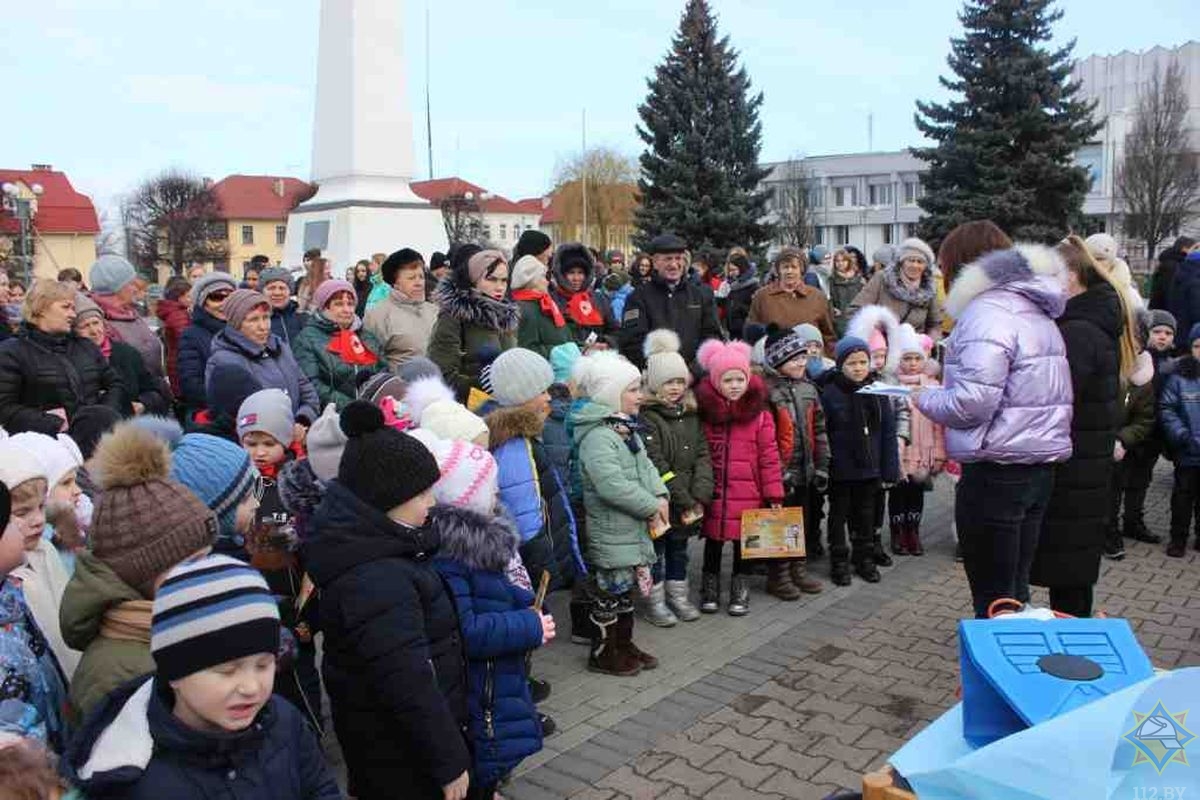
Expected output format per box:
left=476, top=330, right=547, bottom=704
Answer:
left=639, top=330, right=713, bottom=627
left=572, top=351, right=668, bottom=678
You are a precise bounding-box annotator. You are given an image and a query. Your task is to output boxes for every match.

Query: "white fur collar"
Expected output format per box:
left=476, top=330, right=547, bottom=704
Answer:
left=944, top=243, right=1064, bottom=318
left=79, top=678, right=155, bottom=779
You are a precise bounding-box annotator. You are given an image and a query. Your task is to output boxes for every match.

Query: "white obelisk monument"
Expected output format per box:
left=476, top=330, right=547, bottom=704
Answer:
left=283, top=0, right=446, bottom=269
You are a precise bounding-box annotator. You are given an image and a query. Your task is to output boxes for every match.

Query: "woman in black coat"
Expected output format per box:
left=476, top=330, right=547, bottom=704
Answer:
left=73, top=292, right=169, bottom=416
left=1032, top=236, right=1133, bottom=617
left=0, top=281, right=125, bottom=435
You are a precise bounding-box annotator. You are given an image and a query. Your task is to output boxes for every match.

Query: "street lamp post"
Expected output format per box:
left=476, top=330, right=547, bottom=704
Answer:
left=2, top=181, right=43, bottom=285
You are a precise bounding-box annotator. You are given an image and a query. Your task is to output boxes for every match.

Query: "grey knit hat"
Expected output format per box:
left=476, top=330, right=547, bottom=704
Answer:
left=236, top=388, right=294, bottom=446
left=306, top=403, right=348, bottom=481
left=397, top=356, right=442, bottom=383
left=484, top=348, right=554, bottom=407
left=222, top=289, right=270, bottom=331
left=74, top=292, right=104, bottom=324
left=192, top=272, right=238, bottom=312
left=258, top=266, right=294, bottom=293
left=1149, top=309, right=1177, bottom=333
left=89, top=255, right=138, bottom=295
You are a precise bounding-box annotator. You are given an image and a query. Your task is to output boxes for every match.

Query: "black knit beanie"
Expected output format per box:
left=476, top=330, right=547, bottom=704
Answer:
left=337, top=401, right=440, bottom=512
left=514, top=230, right=552, bottom=262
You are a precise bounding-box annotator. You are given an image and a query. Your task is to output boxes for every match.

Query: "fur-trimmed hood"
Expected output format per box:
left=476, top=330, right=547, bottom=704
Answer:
left=640, top=390, right=700, bottom=418
left=277, top=457, right=325, bottom=518
left=432, top=279, right=520, bottom=333
left=695, top=373, right=770, bottom=424
left=945, top=243, right=1067, bottom=320
left=847, top=304, right=904, bottom=378
left=430, top=503, right=520, bottom=573
left=551, top=242, right=595, bottom=289
left=484, top=404, right=545, bottom=450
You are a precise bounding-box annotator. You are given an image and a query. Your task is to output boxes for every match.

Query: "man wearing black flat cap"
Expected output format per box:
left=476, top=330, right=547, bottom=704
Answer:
left=618, top=233, right=723, bottom=368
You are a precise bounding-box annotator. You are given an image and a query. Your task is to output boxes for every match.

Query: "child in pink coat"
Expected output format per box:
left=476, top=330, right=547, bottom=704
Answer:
left=892, top=324, right=946, bottom=555
left=695, top=339, right=784, bottom=617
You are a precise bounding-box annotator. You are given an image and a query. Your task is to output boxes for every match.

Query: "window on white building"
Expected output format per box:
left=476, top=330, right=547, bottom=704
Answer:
left=903, top=181, right=922, bottom=205
left=882, top=224, right=893, bottom=244
left=868, top=184, right=892, bottom=206
left=483, top=225, right=492, bottom=241
left=814, top=226, right=825, bottom=245
left=500, top=223, right=507, bottom=240
left=514, top=224, right=522, bottom=237
left=275, top=225, right=286, bottom=246
left=835, top=225, right=850, bottom=245
left=834, top=186, right=855, bottom=207
left=807, top=186, right=824, bottom=208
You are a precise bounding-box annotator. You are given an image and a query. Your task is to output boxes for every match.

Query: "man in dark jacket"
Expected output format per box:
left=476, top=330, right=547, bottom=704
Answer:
left=1168, top=248, right=1200, bottom=351
left=619, top=233, right=723, bottom=368
left=1149, top=236, right=1196, bottom=313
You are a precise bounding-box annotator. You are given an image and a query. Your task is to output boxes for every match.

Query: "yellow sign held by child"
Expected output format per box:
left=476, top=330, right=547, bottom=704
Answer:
left=740, top=507, right=805, bottom=560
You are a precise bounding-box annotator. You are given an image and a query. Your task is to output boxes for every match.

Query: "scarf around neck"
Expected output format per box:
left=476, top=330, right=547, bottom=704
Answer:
left=322, top=314, right=378, bottom=366
left=511, top=288, right=566, bottom=328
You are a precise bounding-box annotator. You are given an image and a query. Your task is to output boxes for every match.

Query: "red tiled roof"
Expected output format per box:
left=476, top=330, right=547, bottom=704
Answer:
left=515, top=197, right=545, bottom=215
left=410, top=177, right=544, bottom=216
left=0, top=168, right=100, bottom=235
left=210, top=175, right=314, bottom=220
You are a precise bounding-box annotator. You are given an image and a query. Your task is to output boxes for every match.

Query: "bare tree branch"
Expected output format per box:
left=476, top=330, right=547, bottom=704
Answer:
left=552, top=147, right=638, bottom=248
left=440, top=193, right=485, bottom=248
left=123, top=169, right=229, bottom=277
left=1116, top=60, right=1200, bottom=262
left=771, top=158, right=816, bottom=247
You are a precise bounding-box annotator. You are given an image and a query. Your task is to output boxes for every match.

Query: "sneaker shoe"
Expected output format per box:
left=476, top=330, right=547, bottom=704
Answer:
left=1103, top=540, right=1126, bottom=561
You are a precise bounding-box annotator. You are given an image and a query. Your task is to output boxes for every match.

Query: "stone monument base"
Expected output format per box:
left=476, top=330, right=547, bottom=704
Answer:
left=283, top=199, right=447, bottom=271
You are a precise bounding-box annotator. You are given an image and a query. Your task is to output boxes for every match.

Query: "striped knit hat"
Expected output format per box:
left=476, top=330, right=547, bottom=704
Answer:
left=169, top=434, right=259, bottom=542
left=152, top=554, right=280, bottom=681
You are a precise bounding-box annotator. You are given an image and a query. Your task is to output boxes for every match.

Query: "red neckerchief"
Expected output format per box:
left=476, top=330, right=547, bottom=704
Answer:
left=327, top=329, right=378, bottom=366
left=566, top=291, right=603, bottom=327
left=511, top=289, right=566, bottom=328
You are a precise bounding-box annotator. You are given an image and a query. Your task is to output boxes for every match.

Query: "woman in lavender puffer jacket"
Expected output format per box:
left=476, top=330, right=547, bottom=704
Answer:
left=914, top=243, right=1073, bottom=618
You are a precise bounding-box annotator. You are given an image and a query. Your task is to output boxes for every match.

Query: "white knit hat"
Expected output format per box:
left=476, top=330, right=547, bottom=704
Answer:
left=9, top=432, right=82, bottom=490
left=509, top=255, right=548, bottom=291
left=422, top=401, right=490, bottom=446
left=573, top=351, right=642, bottom=413
left=643, top=329, right=689, bottom=393
left=0, top=437, right=48, bottom=491
left=427, top=437, right=499, bottom=515
left=485, top=348, right=554, bottom=407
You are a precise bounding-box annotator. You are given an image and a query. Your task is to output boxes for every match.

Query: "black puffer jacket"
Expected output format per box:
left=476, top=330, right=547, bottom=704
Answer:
left=619, top=273, right=723, bottom=368
left=1032, top=280, right=1122, bottom=589
left=0, top=325, right=125, bottom=435
left=303, top=480, right=470, bottom=800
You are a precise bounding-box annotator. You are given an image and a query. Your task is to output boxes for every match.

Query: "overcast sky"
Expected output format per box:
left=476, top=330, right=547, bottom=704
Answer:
left=3, top=0, right=1195, bottom=217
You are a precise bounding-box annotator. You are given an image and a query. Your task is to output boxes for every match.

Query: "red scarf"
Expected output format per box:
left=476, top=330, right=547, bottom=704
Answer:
left=565, top=291, right=604, bottom=327
left=327, top=329, right=378, bottom=366
left=511, top=289, right=566, bottom=328
left=99, top=334, right=113, bottom=359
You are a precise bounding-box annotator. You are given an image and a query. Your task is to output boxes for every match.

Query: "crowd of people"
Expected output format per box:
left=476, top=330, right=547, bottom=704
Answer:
left=0, top=223, right=1197, bottom=799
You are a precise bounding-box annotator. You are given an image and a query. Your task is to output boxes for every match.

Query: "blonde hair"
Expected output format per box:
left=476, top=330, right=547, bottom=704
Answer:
left=1058, top=235, right=1138, bottom=379
left=22, top=280, right=75, bottom=325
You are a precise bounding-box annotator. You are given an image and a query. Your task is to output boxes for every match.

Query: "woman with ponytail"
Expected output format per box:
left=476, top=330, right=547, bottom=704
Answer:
left=1031, top=235, right=1132, bottom=617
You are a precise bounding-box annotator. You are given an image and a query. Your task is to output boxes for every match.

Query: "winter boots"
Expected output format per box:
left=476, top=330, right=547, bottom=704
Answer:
left=901, top=520, right=924, bottom=556
left=618, top=612, right=658, bottom=671
left=637, top=583, right=678, bottom=628
left=700, top=573, right=721, bottom=614
left=790, top=560, right=823, bottom=593
left=587, top=610, right=641, bottom=677
left=664, top=580, right=701, bottom=621
left=871, top=532, right=893, bottom=567
left=890, top=521, right=908, bottom=556
left=570, top=598, right=597, bottom=645
left=854, top=556, right=881, bottom=583
left=766, top=562, right=802, bottom=601
left=728, top=575, right=750, bottom=616
left=830, top=559, right=851, bottom=586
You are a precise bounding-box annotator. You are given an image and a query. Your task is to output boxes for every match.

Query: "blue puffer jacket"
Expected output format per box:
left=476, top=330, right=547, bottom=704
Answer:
left=542, top=391, right=573, bottom=483
left=177, top=307, right=225, bottom=412
left=270, top=300, right=307, bottom=347
left=485, top=404, right=582, bottom=591
left=62, top=676, right=341, bottom=800
left=818, top=370, right=900, bottom=483
left=1159, top=354, right=1200, bottom=467
left=432, top=504, right=544, bottom=788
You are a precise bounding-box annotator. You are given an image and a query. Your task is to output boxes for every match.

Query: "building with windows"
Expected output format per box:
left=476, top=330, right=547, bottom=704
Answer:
left=1072, top=40, right=1200, bottom=266
left=760, top=151, right=927, bottom=257
left=206, top=175, right=313, bottom=277
left=0, top=165, right=99, bottom=283
left=410, top=178, right=544, bottom=252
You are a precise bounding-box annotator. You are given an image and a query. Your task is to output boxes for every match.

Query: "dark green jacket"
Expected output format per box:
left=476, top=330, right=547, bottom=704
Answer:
left=828, top=272, right=865, bottom=337
left=639, top=393, right=714, bottom=516
left=515, top=297, right=572, bottom=360
left=428, top=282, right=519, bottom=402
left=291, top=313, right=383, bottom=410
left=1118, top=378, right=1157, bottom=452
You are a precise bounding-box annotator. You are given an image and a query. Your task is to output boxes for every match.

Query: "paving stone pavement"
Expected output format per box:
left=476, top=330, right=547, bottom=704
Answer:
left=499, top=464, right=1200, bottom=800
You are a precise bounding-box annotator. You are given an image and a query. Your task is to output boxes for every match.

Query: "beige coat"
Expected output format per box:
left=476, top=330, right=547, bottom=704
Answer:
left=363, top=288, right=440, bottom=369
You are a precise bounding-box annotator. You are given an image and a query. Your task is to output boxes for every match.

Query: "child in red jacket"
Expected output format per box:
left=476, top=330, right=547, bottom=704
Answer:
left=695, top=339, right=784, bottom=617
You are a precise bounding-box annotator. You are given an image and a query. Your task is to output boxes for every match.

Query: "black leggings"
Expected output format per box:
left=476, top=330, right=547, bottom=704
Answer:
left=888, top=481, right=926, bottom=528
left=703, top=539, right=744, bottom=575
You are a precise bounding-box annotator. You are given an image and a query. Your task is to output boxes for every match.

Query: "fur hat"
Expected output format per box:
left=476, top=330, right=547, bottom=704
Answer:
left=222, top=289, right=270, bottom=331
left=152, top=554, right=280, bottom=681
left=573, top=351, right=642, bottom=413
left=644, top=329, right=690, bottom=393
left=338, top=402, right=441, bottom=512
left=848, top=305, right=902, bottom=376
left=312, top=279, right=356, bottom=312
left=550, top=342, right=583, bottom=385
left=427, top=437, right=499, bottom=515
left=90, top=423, right=218, bottom=596
left=404, top=375, right=489, bottom=444
left=895, top=237, right=935, bottom=267
left=763, top=324, right=808, bottom=371
left=7, top=432, right=81, bottom=490
left=510, top=255, right=548, bottom=291
left=237, top=389, right=294, bottom=446
left=514, top=230, right=552, bottom=262
left=306, top=403, right=348, bottom=482
left=697, top=339, right=753, bottom=390
left=88, top=254, right=138, bottom=295
left=835, top=336, right=870, bottom=369
left=170, top=434, right=259, bottom=542
left=485, top=348, right=554, bottom=407
left=380, top=248, right=423, bottom=286
left=1149, top=309, right=1177, bottom=333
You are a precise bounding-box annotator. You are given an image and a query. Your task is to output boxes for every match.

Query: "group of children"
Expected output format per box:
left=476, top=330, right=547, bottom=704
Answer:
left=0, top=299, right=954, bottom=799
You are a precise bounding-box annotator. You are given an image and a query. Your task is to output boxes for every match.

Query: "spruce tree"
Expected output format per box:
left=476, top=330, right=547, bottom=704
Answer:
left=913, top=0, right=1101, bottom=245
left=635, top=0, right=771, bottom=252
